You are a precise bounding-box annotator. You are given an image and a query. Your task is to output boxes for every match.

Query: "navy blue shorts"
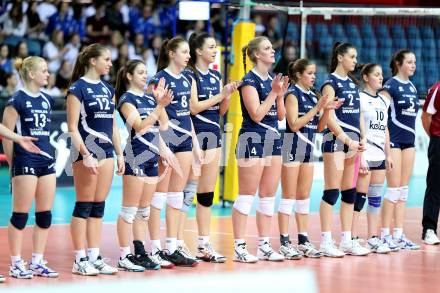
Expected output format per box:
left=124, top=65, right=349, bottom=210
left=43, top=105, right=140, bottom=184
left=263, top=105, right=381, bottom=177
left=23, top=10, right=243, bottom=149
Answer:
left=367, top=160, right=386, bottom=170
left=195, top=128, right=222, bottom=151
left=390, top=141, right=415, bottom=150
left=282, top=133, right=314, bottom=164
left=236, top=131, right=282, bottom=159
left=124, top=160, right=159, bottom=177
left=168, top=135, right=193, bottom=153
left=11, top=163, right=55, bottom=178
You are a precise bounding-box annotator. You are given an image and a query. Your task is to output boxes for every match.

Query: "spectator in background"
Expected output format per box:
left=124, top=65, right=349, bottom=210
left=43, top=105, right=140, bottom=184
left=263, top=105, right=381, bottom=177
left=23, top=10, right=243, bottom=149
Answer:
left=273, top=44, right=298, bottom=75
left=142, top=47, right=157, bottom=81
left=266, top=16, right=283, bottom=51
left=0, top=72, right=18, bottom=98
left=106, top=0, right=127, bottom=36
left=72, top=3, right=87, bottom=41
left=156, top=0, right=177, bottom=38
left=55, top=60, right=72, bottom=94
left=26, top=1, right=46, bottom=40
left=109, top=31, right=124, bottom=61
left=185, top=20, right=205, bottom=41
left=42, top=74, right=61, bottom=97
left=0, top=44, right=13, bottom=74
left=128, top=0, right=142, bottom=34
left=46, top=2, right=76, bottom=38
left=2, top=1, right=28, bottom=38
left=128, top=33, right=145, bottom=60
left=64, top=33, right=81, bottom=67
left=253, top=15, right=266, bottom=36
left=133, top=4, right=158, bottom=44
left=110, top=43, right=129, bottom=84
left=150, top=35, right=162, bottom=61
left=86, top=2, right=110, bottom=44
left=36, top=0, right=57, bottom=25
left=43, top=29, right=69, bottom=73
left=14, top=41, right=28, bottom=59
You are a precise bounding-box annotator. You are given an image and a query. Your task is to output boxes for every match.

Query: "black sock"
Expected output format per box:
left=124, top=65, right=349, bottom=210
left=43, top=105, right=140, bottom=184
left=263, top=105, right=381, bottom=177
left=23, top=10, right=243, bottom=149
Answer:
left=298, top=234, right=309, bottom=245
left=133, top=240, right=146, bottom=255
left=280, top=234, right=290, bottom=246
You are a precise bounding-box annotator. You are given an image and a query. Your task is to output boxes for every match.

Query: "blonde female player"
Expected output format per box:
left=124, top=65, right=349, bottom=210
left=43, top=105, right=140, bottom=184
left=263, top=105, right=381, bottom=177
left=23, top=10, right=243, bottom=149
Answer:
left=147, top=36, right=200, bottom=267
left=379, top=49, right=420, bottom=250
left=233, top=36, right=288, bottom=263
left=67, top=44, right=124, bottom=276
left=2, top=56, right=58, bottom=279
left=319, top=42, right=370, bottom=257
left=115, top=59, right=174, bottom=271
left=176, top=32, right=239, bottom=263
left=351, top=64, right=393, bottom=254
left=279, top=58, right=341, bottom=259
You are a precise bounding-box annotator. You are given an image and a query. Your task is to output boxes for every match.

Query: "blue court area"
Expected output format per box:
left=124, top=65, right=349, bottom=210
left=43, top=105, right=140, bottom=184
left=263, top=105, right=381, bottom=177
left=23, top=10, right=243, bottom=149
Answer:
left=0, top=166, right=427, bottom=227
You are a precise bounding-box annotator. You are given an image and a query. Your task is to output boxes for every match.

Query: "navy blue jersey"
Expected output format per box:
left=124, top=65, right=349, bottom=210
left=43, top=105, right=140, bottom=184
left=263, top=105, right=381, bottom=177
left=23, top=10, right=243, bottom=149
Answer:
left=321, top=73, right=360, bottom=137
left=185, top=68, right=222, bottom=130
left=383, top=76, right=419, bottom=144
left=149, top=69, right=192, bottom=135
left=117, top=91, right=159, bottom=162
left=7, top=89, right=55, bottom=167
left=284, top=85, right=319, bottom=150
left=239, top=69, right=278, bottom=134
left=68, top=77, right=115, bottom=151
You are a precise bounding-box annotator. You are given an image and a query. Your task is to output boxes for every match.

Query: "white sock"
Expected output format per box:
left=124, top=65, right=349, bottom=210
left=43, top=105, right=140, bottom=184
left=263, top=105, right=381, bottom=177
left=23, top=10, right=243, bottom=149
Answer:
left=197, top=235, right=210, bottom=247
left=393, top=228, right=403, bottom=239
left=341, top=231, right=352, bottom=243
left=234, top=239, right=245, bottom=247
left=31, top=253, right=43, bottom=265
left=120, top=247, right=131, bottom=259
left=87, top=247, right=100, bottom=262
left=74, top=250, right=86, bottom=263
left=11, top=255, right=21, bottom=264
left=150, top=240, right=162, bottom=254
left=177, top=239, right=185, bottom=247
left=165, top=238, right=177, bottom=254
left=381, top=228, right=390, bottom=239
left=321, top=231, right=332, bottom=243
left=258, top=237, right=270, bottom=246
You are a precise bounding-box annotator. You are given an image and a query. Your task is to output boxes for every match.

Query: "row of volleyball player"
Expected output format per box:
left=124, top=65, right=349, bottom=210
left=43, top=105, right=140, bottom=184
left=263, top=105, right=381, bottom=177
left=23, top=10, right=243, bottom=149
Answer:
left=0, top=31, right=426, bottom=282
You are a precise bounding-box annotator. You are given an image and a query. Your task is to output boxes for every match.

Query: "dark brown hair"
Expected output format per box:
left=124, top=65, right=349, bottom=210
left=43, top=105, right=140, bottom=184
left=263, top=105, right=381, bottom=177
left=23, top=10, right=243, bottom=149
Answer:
left=114, top=59, right=145, bottom=105
left=288, top=58, right=314, bottom=83
left=156, top=36, right=187, bottom=72
left=330, top=42, right=359, bottom=84
left=69, top=43, right=108, bottom=87
left=390, top=49, right=413, bottom=76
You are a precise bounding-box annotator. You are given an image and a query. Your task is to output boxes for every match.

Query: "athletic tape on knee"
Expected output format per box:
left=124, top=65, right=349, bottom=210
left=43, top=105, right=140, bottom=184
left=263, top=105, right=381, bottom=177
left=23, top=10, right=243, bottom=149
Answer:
left=136, top=206, right=151, bottom=221
left=399, top=186, right=409, bottom=202
left=72, top=201, right=93, bottom=219
left=278, top=198, right=295, bottom=215
left=354, top=192, right=367, bottom=212
left=295, top=198, right=310, bottom=214
left=257, top=196, right=275, bottom=216
left=341, top=188, right=356, bottom=204
left=10, top=212, right=28, bottom=230
left=35, top=210, right=52, bottom=229
left=167, top=192, right=184, bottom=209
left=151, top=192, right=166, bottom=210
left=90, top=201, right=105, bottom=218
left=322, top=189, right=340, bottom=206
left=119, top=206, right=138, bottom=224
left=197, top=192, right=214, bottom=207
left=384, top=187, right=400, bottom=203
left=233, top=195, right=254, bottom=215
left=182, top=188, right=196, bottom=213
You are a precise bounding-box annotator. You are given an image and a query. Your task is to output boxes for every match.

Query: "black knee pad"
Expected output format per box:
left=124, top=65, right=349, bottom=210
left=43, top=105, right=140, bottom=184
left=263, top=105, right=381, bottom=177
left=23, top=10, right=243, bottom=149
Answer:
left=90, top=201, right=105, bottom=218
left=35, top=210, right=52, bottom=229
left=197, top=192, right=214, bottom=207
left=341, top=188, right=357, bottom=204
left=322, top=189, right=340, bottom=206
left=354, top=192, right=367, bottom=212
left=10, top=212, right=28, bottom=230
left=72, top=202, right=93, bottom=219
